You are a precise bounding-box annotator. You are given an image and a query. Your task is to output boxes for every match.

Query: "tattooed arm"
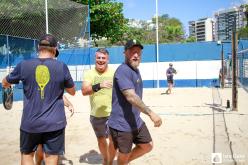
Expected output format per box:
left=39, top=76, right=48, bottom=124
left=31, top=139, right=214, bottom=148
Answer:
left=122, top=89, right=162, bottom=127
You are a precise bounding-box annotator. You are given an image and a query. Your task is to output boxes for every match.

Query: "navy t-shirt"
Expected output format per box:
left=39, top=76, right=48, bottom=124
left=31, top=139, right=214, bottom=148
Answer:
left=108, top=63, right=144, bottom=132
left=6, top=58, right=74, bottom=133
left=166, top=67, right=175, bottom=80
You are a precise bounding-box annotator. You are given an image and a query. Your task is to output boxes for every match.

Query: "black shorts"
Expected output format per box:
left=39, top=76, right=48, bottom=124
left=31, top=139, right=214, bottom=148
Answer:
left=109, top=123, right=152, bottom=154
left=90, top=116, right=109, bottom=138
left=167, top=78, right=173, bottom=84
left=20, top=128, right=65, bottom=155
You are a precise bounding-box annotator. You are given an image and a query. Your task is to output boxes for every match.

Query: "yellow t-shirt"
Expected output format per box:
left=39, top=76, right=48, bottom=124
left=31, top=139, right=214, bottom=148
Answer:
left=83, top=67, right=115, bottom=117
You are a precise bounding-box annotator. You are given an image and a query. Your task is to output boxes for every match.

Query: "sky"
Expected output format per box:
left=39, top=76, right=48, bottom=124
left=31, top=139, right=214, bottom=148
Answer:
left=116, top=0, right=248, bottom=35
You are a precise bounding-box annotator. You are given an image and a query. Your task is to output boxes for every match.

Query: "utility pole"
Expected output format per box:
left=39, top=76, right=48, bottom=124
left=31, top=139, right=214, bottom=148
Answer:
left=232, top=17, right=238, bottom=111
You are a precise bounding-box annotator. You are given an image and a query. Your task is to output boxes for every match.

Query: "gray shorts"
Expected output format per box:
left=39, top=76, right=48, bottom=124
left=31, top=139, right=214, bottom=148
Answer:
left=109, top=123, right=152, bottom=153
left=90, top=116, right=109, bottom=138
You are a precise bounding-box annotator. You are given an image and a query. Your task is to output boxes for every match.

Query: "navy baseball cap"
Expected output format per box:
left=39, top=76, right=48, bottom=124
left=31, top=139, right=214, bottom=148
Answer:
left=39, top=34, right=59, bottom=57
left=124, top=39, right=143, bottom=51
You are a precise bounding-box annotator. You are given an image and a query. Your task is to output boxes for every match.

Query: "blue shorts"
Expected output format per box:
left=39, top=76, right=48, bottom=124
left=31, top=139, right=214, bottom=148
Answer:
left=20, top=128, right=65, bottom=155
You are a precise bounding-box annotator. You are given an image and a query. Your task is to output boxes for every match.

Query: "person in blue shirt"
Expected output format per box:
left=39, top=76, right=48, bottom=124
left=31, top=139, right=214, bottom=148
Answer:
left=166, top=63, right=177, bottom=94
left=1, top=34, right=75, bottom=165
left=107, top=39, right=162, bottom=165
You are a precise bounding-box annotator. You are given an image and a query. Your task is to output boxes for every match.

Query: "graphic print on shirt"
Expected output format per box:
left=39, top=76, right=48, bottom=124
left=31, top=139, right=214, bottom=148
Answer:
left=35, top=65, right=50, bottom=99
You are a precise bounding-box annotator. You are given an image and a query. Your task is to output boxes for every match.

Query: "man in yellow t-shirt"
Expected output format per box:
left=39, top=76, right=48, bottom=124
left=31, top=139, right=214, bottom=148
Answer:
left=81, top=48, right=114, bottom=165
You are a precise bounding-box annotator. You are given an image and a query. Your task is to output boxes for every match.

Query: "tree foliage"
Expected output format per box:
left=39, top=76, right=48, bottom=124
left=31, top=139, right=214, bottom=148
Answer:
left=153, top=14, right=184, bottom=43
left=238, top=4, right=248, bottom=39
left=90, top=2, right=127, bottom=44
left=72, top=0, right=127, bottom=46
left=184, top=36, right=196, bottom=43
left=238, top=27, right=248, bottom=39
left=72, top=1, right=188, bottom=46
left=126, top=14, right=185, bottom=44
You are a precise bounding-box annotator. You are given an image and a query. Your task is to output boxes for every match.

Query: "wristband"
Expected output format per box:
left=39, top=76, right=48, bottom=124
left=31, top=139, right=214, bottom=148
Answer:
left=92, top=83, right=101, bottom=92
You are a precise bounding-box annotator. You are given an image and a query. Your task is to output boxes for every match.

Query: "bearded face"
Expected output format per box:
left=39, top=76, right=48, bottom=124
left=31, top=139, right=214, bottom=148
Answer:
left=125, top=46, right=142, bottom=69
left=95, top=52, right=109, bottom=73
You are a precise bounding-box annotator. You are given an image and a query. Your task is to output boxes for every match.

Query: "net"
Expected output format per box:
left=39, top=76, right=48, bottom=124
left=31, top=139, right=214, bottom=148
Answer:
left=0, top=0, right=90, bottom=98
left=0, top=0, right=89, bottom=48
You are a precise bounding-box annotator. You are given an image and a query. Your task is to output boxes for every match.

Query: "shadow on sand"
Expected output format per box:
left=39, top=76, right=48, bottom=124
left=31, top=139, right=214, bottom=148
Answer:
left=79, top=150, right=102, bottom=164
left=161, top=92, right=170, bottom=95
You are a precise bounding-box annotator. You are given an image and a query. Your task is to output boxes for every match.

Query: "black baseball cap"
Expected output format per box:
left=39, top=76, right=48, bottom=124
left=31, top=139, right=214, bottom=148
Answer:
left=39, top=34, right=59, bottom=57
left=124, top=39, right=143, bottom=51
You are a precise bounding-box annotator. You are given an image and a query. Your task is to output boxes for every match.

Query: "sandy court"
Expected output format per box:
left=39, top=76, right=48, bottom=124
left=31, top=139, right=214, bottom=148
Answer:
left=0, top=87, right=248, bottom=165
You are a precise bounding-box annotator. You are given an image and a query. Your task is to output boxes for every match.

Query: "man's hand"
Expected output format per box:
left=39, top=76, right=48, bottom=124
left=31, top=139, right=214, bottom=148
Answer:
left=149, top=111, right=162, bottom=127
left=173, top=68, right=177, bottom=74
left=67, top=105, right=74, bottom=117
left=100, top=80, right=112, bottom=89
left=2, top=77, right=11, bottom=88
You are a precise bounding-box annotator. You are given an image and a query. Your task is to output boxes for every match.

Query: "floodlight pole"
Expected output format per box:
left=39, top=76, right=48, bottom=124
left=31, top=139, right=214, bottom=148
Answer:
left=88, top=0, right=91, bottom=69
left=6, top=35, right=10, bottom=73
left=156, top=0, right=159, bottom=88
left=45, top=0, right=48, bottom=34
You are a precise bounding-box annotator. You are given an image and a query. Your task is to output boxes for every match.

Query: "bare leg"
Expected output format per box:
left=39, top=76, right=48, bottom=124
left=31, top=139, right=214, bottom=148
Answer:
left=169, top=83, right=172, bottom=94
left=167, top=83, right=173, bottom=94
left=128, top=142, right=153, bottom=163
left=108, top=135, right=117, bottom=165
left=117, top=152, right=130, bottom=165
left=166, top=82, right=170, bottom=94
left=97, top=136, right=108, bottom=165
left=116, top=142, right=153, bottom=164
left=35, top=144, right=44, bottom=165
left=21, top=152, right=35, bottom=165
left=44, top=154, right=59, bottom=165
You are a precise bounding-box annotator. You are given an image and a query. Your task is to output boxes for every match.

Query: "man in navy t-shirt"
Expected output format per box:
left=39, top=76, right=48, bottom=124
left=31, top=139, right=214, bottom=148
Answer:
left=108, top=39, right=162, bottom=164
left=166, top=63, right=177, bottom=94
left=1, top=34, right=75, bottom=165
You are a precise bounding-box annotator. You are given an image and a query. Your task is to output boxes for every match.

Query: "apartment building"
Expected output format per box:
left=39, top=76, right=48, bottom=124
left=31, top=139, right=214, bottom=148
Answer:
left=214, top=6, right=246, bottom=41
left=188, top=18, right=215, bottom=42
